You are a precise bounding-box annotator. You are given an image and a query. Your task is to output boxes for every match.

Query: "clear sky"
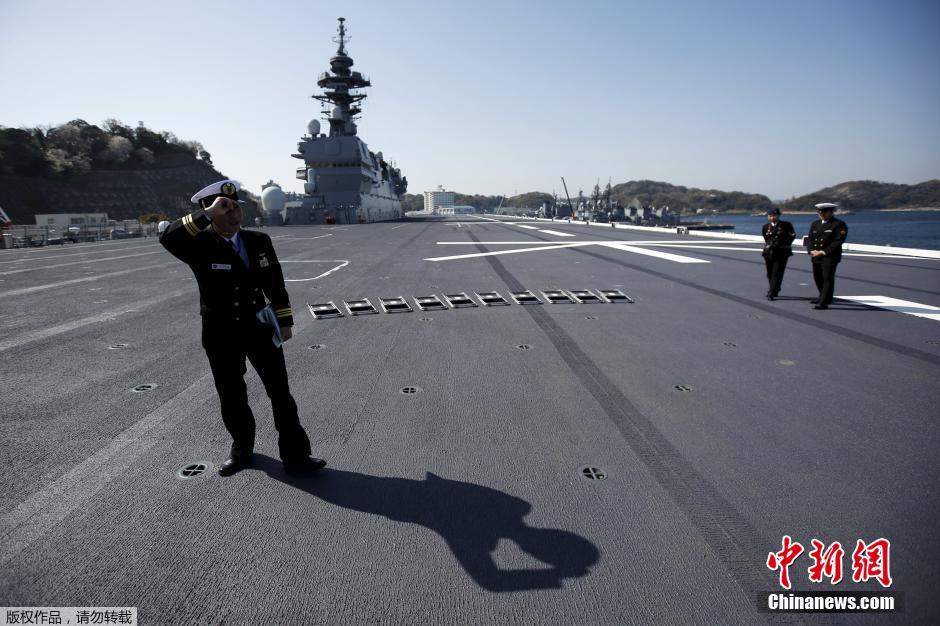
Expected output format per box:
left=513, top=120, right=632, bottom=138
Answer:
left=1, top=0, right=938, bottom=200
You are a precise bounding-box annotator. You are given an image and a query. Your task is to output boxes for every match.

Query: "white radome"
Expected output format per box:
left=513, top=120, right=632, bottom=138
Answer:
left=261, top=184, right=286, bottom=212
left=307, top=119, right=321, bottom=136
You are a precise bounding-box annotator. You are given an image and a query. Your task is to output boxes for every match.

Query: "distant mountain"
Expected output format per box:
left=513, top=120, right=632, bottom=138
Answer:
left=608, top=180, right=773, bottom=214
left=780, top=180, right=940, bottom=211
left=0, top=120, right=260, bottom=223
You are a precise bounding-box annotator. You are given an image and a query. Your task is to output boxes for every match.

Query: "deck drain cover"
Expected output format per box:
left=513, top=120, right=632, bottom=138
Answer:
left=723, top=342, right=737, bottom=347
left=308, top=344, right=325, bottom=350
left=443, top=292, right=477, bottom=308
left=108, top=343, right=129, bottom=350
left=516, top=344, right=533, bottom=350
left=400, top=386, right=422, bottom=395
left=584, top=315, right=597, bottom=320
left=131, top=383, right=157, bottom=393
left=580, top=466, right=607, bottom=481
left=674, top=384, right=693, bottom=392
left=344, top=298, right=378, bottom=316
left=777, top=359, right=796, bottom=366
left=176, top=463, right=209, bottom=479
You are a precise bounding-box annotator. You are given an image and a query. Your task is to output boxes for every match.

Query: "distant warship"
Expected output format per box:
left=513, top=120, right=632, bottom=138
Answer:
left=262, top=17, right=407, bottom=224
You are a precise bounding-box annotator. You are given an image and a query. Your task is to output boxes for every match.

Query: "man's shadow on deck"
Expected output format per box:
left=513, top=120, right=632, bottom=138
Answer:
left=255, top=455, right=599, bottom=592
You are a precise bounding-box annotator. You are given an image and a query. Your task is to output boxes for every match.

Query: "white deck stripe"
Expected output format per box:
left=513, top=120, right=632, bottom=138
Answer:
left=0, top=250, right=164, bottom=275
left=516, top=224, right=540, bottom=230
left=0, top=374, right=216, bottom=567
left=0, top=243, right=162, bottom=265
left=0, top=289, right=191, bottom=353
left=538, top=229, right=576, bottom=237
left=426, top=243, right=586, bottom=262
left=0, top=263, right=179, bottom=298
left=837, top=296, right=940, bottom=321
left=599, top=242, right=710, bottom=264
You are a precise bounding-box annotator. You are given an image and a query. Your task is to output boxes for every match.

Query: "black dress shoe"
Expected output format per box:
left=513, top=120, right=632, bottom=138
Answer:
left=284, top=457, right=327, bottom=474
left=810, top=299, right=820, bottom=304
left=814, top=304, right=828, bottom=310
left=218, top=456, right=252, bottom=477
left=766, top=295, right=775, bottom=301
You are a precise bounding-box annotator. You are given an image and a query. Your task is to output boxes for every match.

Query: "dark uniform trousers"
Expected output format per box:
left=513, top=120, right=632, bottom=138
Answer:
left=764, top=253, right=789, bottom=297
left=811, top=257, right=839, bottom=307
left=203, top=320, right=311, bottom=462
left=761, top=220, right=795, bottom=297
left=160, top=208, right=312, bottom=463
left=806, top=217, right=848, bottom=307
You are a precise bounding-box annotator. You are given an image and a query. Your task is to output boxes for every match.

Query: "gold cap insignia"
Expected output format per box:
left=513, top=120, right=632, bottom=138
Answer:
left=221, top=182, right=236, bottom=196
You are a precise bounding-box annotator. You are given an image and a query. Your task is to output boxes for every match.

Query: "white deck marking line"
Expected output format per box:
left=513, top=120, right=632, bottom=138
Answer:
left=0, top=289, right=192, bottom=353
left=426, top=243, right=587, bottom=262
left=599, top=242, right=710, bottom=263
left=837, top=296, right=940, bottom=321
left=0, top=250, right=164, bottom=275
left=282, top=260, right=350, bottom=282
left=0, top=373, right=216, bottom=567
left=391, top=224, right=408, bottom=229
left=0, top=262, right=178, bottom=298
left=0, top=243, right=162, bottom=265
left=516, top=225, right=540, bottom=230
left=276, top=234, right=334, bottom=241
left=537, top=229, right=576, bottom=237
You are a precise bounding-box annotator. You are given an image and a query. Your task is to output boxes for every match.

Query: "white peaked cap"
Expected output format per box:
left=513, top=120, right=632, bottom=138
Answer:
left=191, top=179, right=241, bottom=203
left=814, top=202, right=838, bottom=209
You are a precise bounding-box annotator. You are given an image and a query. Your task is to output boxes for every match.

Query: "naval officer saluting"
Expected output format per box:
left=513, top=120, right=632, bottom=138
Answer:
left=806, top=202, right=848, bottom=310
left=160, top=180, right=326, bottom=476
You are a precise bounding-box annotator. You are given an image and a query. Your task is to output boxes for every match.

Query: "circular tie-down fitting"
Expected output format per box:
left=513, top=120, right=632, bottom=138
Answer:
left=674, top=384, right=694, bottom=392
left=515, top=344, right=533, bottom=351
left=307, top=344, right=325, bottom=351
left=108, top=343, right=129, bottom=350
left=419, top=317, right=433, bottom=322
left=584, top=316, right=597, bottom=320
left=399, top=386, right=422, bottom=395
left=131, top=383, right=157, bottom=393
left=723, top=342, right=737, bottom=348
left=776, top=359, right=796, bottom=366
left=176, top=463, right=210, bottom=480
left=925, top=340, right=940, bottom=346
left=579, top=466, right=607, bottom=481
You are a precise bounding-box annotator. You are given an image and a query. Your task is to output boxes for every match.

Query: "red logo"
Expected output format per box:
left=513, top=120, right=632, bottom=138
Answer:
left=767, top=536, right=892, bottom=589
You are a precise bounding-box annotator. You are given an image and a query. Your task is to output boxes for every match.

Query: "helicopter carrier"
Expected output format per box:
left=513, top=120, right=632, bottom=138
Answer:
left=1, top=211, right=938, bottom=624
left=261, top=18, right=407, bottom=225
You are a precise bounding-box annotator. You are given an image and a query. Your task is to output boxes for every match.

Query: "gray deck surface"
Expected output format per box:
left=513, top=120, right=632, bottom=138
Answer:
left=1, top=216, right=937, bottom=625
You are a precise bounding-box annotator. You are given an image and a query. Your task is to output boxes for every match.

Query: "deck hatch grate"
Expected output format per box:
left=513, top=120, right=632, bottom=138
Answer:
left=567, top=289, right=603, bottom=304
left=344, top=298, right=378, bottom=316
left=541, top=290, right=574, bottom=304
left=380, top=297, right=413, bottom=313
left=475, top=291, right=510, bottom=306
left=414, top=295, right=448, bottom=311
left=509, top=290, right=542, bottom=305
left=599, top=289, right=634, bottom=303
left=443, top=292, right=477, bottom=308
left=308, top=302, right=343, bottom=319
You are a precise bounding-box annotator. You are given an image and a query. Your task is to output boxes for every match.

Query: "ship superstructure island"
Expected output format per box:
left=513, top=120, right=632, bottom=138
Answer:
left=262, top=17, right=407, bottom=224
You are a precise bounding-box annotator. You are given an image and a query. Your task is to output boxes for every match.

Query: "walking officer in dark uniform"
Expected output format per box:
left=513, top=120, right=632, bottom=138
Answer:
left=761, top=207, right=795, bottom=300
left=160, top=179, right=326, bottom=476
left=806, top=202, right=848, bottom=310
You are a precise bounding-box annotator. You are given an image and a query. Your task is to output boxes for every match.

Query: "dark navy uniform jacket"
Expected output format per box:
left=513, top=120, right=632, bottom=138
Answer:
left=160, top=209, right=294, bottom=328
left=806, top=217, right=848, bottom=263
left=761, top=220, right=796, bottom=257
